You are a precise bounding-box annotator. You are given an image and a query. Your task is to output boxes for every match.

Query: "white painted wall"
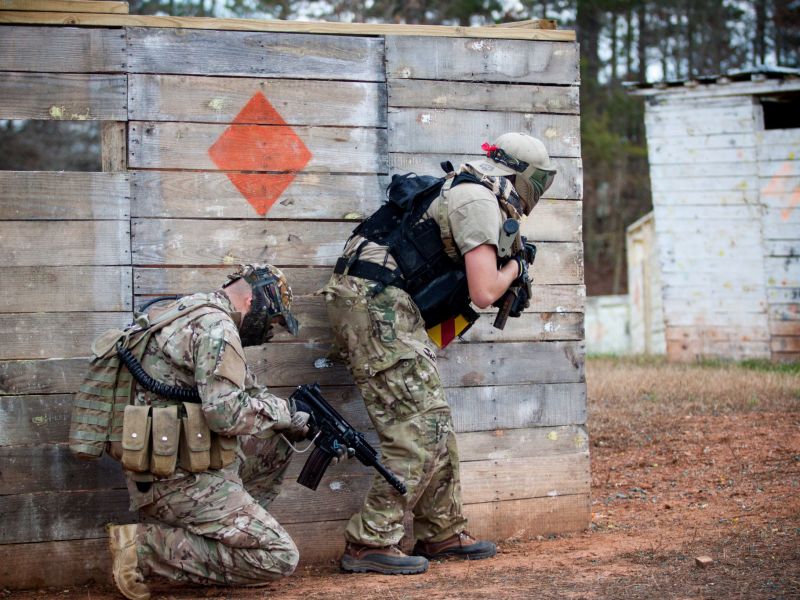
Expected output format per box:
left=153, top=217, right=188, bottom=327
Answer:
left=585, top=295, right=630, bottom=355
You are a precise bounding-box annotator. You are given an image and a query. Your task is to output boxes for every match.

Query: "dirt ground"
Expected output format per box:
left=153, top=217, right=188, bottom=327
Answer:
left=7, top=357, right=800, bottom=599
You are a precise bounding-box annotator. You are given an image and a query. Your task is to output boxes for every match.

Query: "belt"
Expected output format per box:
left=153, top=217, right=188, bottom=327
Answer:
left=334, top=256, right=402, bottom=289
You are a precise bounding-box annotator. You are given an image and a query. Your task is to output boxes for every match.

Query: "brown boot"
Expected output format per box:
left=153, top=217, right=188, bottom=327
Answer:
left=108, top=524, right=150, bottom=600
left=413, top=531, right=497, bottom=560
left=341, top=542, right=429, bottom=575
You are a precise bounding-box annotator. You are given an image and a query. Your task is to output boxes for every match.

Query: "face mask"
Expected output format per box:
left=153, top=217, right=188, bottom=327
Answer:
left=239, top=286, right=274, bottom=347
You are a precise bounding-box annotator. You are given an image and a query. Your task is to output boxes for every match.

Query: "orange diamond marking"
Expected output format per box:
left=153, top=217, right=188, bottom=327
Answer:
left=208, top=92, right=312, bottom=216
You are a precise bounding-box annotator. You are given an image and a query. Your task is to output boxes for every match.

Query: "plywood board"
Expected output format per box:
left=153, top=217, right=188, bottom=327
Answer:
left=0, top=171, right=129, bottom=219
left=0, top=220, right=130, bottom=267
left=0, top=72, right=126, bottom=120
left=389, top=154, right=583, bottom=200
left=128, top=122, right=386, bottom=173
left=128, top=74, right=385, bottom=126
left=388, top=79, right=579, bottom=114
left=126, top=27, right=385, bottom=81
left=0, top=312, right=131, bottom=360
left=386, top=37, right=579, bottom=84
left=131, top=172, right=384, bottom=220
left=0, top=25, right=126, bottom=73
left=0, top=266, right=132, bottom=312
left=388, top=108, right=580, bottom=158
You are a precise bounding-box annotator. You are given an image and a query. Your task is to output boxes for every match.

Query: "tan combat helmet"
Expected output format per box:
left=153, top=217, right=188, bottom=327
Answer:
left=469, top=132, right=557, bottom=214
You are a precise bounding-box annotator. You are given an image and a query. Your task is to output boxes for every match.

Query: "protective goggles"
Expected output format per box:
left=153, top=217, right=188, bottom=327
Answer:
left=251, top=273, right=300, bottom=336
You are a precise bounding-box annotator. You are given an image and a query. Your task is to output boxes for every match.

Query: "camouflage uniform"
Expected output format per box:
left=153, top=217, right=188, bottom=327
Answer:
left=322, top=180, right=503, bottom=548
left=124, top=291, right=299, bottom=585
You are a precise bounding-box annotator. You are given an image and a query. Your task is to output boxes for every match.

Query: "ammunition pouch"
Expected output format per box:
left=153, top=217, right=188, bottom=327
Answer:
left=120, top=402, right=230, bottom=477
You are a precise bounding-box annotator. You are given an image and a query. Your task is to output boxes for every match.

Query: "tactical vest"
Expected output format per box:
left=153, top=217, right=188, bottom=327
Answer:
left=334, top=170, right=481, bottom=328
left=68, top=297, right=221, bottom=461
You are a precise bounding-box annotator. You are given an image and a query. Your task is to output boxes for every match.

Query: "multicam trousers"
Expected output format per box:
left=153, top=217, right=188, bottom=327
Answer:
left=322, top=273, right=468, bottom=547
left=129, top=433, right=298, bottom=585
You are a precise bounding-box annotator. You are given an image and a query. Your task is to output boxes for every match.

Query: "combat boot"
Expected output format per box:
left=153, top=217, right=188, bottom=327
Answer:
left=108, top=524, right=150, bottom=600
left=341, top=542, right=429, bottom=575
left=413, top=531, right=497, bottom=560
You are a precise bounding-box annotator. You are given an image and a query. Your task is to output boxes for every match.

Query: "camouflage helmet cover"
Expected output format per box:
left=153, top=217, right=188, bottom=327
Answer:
left=226, top=263, right=299, bottom=338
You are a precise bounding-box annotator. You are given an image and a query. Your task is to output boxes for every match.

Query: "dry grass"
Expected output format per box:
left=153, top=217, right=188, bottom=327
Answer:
left=587, top=356, right=800, bottom=447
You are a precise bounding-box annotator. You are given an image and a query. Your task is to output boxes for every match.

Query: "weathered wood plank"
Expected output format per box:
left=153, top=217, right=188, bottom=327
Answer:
left=102, top=121, right=127, bottom=172
left=0, top=446, right=123, bottom=495
left=386, top=37, right=579, bottom=85
left=0, top=266, right=132, bottom=312
left=772, top=336, right=800, bottom=352
left=134, top=266, right=332, bottom=297
left=650, top=161, right=758, bottom=179
left=666, top=337, right=770, bottom=362
left=644, top=105, right=756, bottom=137
left=0, top=493, right=587, bottom=588
left=0, top=451, right=587, bottom=544
left=246, top=341, right=585, bottom=388
left=389, top=154, right=583, bottom=200
left=131, top=172, right=385, bottom=220
left=128, top=122, right=386, bottom=173
left=0, top=312, right=131, bottom=360
left=0, top=357, right=88, bottom=395
left=134, top=267, right=585, bottom=312
left=0, top=424, right=588, bottom=494
left=129, top=74, right=385, bottom=126
left=0, top=220, right=130, bottom=267
left=0, top=0, right=129, bottom=12
left=0, top=26, right=126, bottom=73
left=388, top=79, right=579, bottom=114
left=647, top=137, right=756, bottom=165
left=650, top=175, right=757, bottom=194
left=651, top=189, right=758, bottom=207
left=469, top=311, right=583, bottom=342
left=0, top=171, right=130, bottom=219
left=0, top=394, right=73, bottom=445
left=131, top=219, right=583, bottom=281
left=0, top=12, right=576, bottom=40
left=132, top=188, right=578, bottom=241
left=758, top=159, right=800, bottom=178
left=126, top=27, right=384, bottom=81
left=0, top=72, right=126, bottom=120
left=388, top=108, right=581, bottom=158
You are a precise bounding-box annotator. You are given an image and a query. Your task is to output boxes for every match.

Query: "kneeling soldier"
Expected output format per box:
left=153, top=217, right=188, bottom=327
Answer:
left=102, top=265, right=307, bottom=599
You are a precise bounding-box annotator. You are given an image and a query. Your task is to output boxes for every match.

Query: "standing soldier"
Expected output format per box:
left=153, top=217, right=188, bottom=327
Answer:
left=322, top=133, right=557, bottom=574
left=99, top=265, right=308, bottom=599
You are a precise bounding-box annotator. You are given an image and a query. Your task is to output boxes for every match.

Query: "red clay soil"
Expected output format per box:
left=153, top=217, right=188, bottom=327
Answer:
left=8, top=409, right=799, bottom=600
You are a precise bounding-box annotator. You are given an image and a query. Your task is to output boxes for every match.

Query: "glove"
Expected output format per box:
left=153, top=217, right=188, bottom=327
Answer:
left=519, top=236, right=537, bottom=265
left=330, top=443, right=353, bottom=466
left=284, top=411, right=311, bottom=442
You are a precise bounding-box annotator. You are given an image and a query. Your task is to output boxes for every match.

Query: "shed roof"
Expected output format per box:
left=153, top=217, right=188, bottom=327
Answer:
left=625, top=66, right=800, bottom=99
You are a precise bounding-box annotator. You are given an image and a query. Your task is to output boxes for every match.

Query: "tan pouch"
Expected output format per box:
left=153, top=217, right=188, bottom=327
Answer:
left=150, top=405, right=180, bottom=477
left=209, top=433, right=237, bottom=469
left=121, top=405, right=151, bottom=472
left=179, top=402, right=211, bottom=473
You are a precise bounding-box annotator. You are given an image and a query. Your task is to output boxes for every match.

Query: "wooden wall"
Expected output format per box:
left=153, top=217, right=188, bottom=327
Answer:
left=643, top=93, right=772, bottom=360
left=0, top=20, right=587, bottom=589
left=626, top=212, right=665, bottom=355
left=756, top=128, right=800, bottom=362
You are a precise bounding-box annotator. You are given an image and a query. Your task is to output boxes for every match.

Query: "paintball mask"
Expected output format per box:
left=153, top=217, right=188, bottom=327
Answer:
left=225, top=264, right=299, bottom=346
left=469, top=132, right=557, bottom=214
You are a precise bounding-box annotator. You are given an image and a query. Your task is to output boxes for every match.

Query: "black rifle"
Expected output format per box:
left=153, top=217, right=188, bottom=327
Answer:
left=493, top=238, right=536, bottom=330
left=290, top=383, right=407, bottom=495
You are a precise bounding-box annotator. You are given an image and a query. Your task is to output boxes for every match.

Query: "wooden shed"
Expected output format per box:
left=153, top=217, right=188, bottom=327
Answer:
left=629, top=69, right=800, bottom=362
left=625, top=211, right=665, bottom=355
left=0, top=1, right=587, bottom=589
